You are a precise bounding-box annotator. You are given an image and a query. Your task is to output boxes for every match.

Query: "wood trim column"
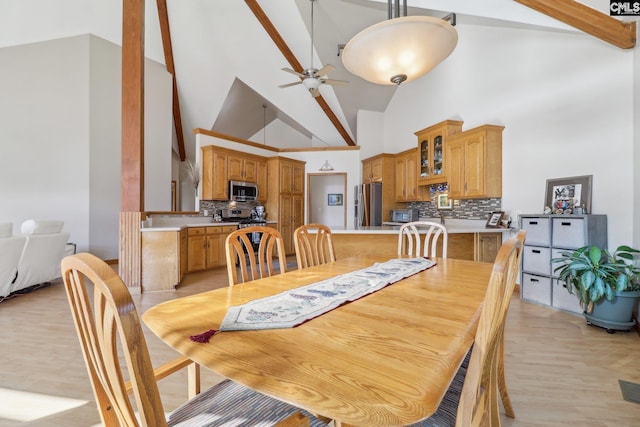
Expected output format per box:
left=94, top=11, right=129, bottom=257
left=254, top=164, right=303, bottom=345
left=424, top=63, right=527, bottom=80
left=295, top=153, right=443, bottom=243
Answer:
left=120, top=0, right=145, bottom=291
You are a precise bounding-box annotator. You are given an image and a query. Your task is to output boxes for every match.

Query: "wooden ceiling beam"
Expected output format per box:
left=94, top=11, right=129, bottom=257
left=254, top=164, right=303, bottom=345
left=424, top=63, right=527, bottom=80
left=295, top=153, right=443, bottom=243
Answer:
left=156, top=0, right=187, bottom=161
left=515, top=0, right=636, bottom=49
left=245, top=0, right=356, bottom=146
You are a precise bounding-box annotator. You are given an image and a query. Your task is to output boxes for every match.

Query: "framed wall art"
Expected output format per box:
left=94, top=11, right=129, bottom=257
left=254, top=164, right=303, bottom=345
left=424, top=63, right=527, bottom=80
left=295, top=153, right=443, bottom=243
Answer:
left=545, top=175, right=592, bottom=214
left=436, top=192, right=452, bottom=209
left=328, top=193, right=343, bottom=206
left=485, top=211, right=504, bottom=228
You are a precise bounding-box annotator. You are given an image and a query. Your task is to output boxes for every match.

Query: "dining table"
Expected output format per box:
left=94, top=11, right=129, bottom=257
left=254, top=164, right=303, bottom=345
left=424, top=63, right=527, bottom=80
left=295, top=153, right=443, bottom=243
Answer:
left=142, top=254, right=494, bottom=427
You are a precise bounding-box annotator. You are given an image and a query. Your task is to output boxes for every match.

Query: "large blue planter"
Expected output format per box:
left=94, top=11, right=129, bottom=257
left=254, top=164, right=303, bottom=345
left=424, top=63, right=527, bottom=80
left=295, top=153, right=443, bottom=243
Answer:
left=584, top=290, right=640, bottom=332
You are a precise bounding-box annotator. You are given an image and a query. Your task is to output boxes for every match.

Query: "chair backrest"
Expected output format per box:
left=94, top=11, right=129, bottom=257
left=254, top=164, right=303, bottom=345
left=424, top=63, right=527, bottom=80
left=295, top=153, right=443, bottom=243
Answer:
left=293, top=224, right=336, bottom=269
left=455, top=237, right=523, bottom=426
left=225, top=226, right=287, bottom=286
left=61, top=253, right=168, bottom=427
left=397, top=221, right=448, bottom=258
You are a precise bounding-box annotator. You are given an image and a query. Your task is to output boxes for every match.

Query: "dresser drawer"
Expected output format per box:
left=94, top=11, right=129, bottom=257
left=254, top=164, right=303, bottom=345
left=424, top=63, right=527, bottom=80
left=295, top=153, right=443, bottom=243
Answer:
left=522, top=273, right=551, bottom=305
left=552, top=278, right=583, bottom=314
left=552, top=217, right=585, bottom=249
left=520, top=217, right=550, bottom=246
left=522, top=246, right=551, bottom=275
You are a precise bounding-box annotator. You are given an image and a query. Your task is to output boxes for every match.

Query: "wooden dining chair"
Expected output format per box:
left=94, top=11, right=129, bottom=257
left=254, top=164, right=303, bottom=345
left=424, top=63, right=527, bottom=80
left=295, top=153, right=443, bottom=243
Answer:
left=411, top=236, right=523, bottom=426
left=61, top=252, right=320, bottom=427
left=225, top=226, right=287, bottom=286
left=497, top=229, right=526, bottom=419
left=397, top=221, right=448, bottom=258
left=293, top=223, right=336, bottom=269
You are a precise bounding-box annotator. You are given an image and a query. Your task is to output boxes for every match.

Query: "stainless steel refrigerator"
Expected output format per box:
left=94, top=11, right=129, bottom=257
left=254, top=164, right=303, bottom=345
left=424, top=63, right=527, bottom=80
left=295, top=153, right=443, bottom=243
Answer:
left=354, top=182, right=383, bottom=227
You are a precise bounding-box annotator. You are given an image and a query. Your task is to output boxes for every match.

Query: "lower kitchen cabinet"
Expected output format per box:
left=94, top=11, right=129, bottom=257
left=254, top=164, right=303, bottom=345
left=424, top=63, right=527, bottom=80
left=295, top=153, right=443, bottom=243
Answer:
left=475, top=232, right=502, bottom=263
left=187, top=225, right=236, bottom=272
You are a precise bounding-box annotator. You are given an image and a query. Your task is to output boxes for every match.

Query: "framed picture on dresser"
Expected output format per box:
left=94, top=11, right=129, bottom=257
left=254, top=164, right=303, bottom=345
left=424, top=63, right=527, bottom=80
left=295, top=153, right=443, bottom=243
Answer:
left=485, top=211, right=504, bottom=228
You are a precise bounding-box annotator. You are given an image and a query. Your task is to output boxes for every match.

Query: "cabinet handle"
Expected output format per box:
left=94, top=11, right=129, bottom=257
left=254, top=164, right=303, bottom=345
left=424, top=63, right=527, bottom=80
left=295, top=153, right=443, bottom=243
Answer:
left=529, top=221, right=538, bottom=225
left=561, top=222, right=571, bottom=226
left=531, top=249, right=541, bottom=254
left=530, top=278, right=539, bottom=283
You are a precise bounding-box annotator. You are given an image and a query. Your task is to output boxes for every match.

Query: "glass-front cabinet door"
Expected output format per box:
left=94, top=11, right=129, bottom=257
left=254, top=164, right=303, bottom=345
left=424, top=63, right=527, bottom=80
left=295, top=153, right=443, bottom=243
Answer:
left=414, top=120, right=463, bottom=186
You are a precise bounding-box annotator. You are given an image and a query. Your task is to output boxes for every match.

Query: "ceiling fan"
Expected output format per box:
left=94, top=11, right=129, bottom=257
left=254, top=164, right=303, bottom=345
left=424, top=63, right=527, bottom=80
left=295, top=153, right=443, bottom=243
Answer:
left=279, top=0, right=347, bottom=98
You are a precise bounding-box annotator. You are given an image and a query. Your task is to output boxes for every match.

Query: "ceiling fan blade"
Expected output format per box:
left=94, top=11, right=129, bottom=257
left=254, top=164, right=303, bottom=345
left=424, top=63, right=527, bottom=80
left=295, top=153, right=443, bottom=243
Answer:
left=281, top=67, right=305, bottom=78
left=315, top=64, right=335, bottom=77
left=279, top=81, right=303, bottom=88
left=309, top=88, right=321, bottom=98
left=323, top=79, right=349, bottom=86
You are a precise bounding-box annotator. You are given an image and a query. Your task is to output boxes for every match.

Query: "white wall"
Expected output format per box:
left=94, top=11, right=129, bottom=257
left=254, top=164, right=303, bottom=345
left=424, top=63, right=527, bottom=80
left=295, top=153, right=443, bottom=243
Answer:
left=0, top=35, right=173, bottom=259
left=0, top=35, right=91, bottom=245
left=374, top=23, right=635, bottom=249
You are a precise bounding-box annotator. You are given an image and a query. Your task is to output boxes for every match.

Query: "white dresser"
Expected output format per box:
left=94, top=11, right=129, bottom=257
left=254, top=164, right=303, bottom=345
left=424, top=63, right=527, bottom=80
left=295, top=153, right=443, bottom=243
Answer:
left=519, top=214, right=607, bottom=314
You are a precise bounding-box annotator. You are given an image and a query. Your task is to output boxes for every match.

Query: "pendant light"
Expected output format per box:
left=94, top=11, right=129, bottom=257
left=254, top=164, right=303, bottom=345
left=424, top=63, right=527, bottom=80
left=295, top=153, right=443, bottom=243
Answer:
left=341, top=0, right=457, bottom=85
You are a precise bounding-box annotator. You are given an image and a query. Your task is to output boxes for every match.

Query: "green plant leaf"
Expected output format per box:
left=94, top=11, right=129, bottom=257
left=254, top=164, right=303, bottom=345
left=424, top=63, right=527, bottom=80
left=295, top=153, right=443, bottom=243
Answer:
left=604, top=285, right=615, bottom=301
left=580, top=270, right=595, bottom=290
left=588, top=246, right=602, bottom=265
left=616, top=274, right=628, bottom=292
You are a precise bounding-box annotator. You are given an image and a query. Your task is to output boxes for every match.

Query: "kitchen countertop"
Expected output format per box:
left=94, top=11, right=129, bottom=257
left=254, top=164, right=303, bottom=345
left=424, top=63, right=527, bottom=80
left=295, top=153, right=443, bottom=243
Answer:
left=141, top=218, right=277, bottom=232
left=332, top=219, right=513, bottom=234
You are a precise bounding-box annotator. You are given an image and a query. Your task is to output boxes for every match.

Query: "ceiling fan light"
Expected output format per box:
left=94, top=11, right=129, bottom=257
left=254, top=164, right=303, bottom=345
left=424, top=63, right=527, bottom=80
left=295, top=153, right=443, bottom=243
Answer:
left=302, top=77, right=322, bottom=90
left=341, top=16, right=458, bottom=85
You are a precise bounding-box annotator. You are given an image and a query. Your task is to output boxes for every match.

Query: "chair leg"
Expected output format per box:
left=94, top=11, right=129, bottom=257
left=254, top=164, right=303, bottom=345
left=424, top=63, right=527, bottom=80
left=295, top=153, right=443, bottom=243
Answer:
left=498, top=331, right=515, bottom=418
left=188, top=362, right=201, bottom=399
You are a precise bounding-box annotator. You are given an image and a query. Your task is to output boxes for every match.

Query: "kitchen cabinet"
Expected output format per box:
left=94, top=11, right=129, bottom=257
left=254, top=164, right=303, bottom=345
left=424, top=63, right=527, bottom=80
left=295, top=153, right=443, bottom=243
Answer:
left=362, top=154, right=395, bottom=184
left=414, top=120, right=463, bottom=186
left=187, top=225, right=236, bottom=272
left=228, top=153, right=258, bottom=182
left=266, top=157, right=306, bottom=254
left=256, top=158, right=268, bottom=203
left=446, top=124, right=504, bottom=200
left=519, top=214, right=607, bottom=314
left=141, top=228, right=188, bottom=291
left=475, top=232, right=503, bottom=263
left=201, top=146, right=228, bottom=200
left=394, top=148, right=421, bottom=202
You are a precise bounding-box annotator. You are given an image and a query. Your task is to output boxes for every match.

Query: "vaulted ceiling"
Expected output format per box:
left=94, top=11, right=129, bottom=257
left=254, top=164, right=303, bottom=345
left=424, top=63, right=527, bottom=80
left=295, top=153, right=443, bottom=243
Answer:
left=1, top=0, right=636, bottom=157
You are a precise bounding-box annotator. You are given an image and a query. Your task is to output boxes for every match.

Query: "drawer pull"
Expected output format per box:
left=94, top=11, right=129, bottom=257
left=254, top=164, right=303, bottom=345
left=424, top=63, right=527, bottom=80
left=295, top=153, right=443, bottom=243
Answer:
left=561, top=222, right=571, bottom=226
left=528, top=221, right=538, bottom=225
left=530, top=278, right=539, bottom=283
left=532, top=249, right=541, bottom=254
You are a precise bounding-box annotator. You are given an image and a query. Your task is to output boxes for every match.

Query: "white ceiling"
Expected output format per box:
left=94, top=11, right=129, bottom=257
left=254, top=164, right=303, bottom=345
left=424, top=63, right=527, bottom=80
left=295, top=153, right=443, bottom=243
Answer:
left=0, top=0, right=629, bottom=155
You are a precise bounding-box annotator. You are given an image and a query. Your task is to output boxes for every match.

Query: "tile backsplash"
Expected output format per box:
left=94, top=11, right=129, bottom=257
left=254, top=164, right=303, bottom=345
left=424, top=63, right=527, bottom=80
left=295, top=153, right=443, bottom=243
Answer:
left=407, top=184, right=502, bottom=221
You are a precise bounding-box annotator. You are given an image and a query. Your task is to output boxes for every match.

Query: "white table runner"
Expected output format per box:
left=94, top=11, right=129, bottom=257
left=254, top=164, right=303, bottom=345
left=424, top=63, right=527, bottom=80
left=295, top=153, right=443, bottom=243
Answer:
left=219, top=257, right=435, bottom=332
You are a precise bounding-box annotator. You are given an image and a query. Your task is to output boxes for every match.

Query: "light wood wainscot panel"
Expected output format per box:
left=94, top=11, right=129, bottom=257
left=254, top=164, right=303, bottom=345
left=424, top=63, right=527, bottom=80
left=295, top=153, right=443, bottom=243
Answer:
left=142, top=230, right=184, bottom=292
left=330, top=230, right=508, bottom=263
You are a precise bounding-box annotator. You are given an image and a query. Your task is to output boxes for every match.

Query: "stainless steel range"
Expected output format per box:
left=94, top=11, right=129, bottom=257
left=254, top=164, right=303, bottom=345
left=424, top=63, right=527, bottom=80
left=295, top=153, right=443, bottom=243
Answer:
left=221, top=208, right=267, bottom=250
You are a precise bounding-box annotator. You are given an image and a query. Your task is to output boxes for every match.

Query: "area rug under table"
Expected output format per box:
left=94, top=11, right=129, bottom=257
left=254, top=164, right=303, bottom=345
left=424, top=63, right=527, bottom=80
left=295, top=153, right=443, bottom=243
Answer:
left=219, top=257, right=435, bottom=331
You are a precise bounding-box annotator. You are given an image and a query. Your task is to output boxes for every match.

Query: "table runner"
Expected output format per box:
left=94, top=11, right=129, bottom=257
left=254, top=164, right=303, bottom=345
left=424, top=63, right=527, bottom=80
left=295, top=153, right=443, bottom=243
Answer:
left=190, top=258, right=435, bottom=342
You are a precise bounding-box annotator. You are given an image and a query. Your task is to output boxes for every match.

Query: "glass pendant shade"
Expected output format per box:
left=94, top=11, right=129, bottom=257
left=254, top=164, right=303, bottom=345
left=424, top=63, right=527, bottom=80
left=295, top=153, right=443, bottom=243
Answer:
left=319, top=160, right=334, bottom=171
left=341, top=16, right=457, bottom=85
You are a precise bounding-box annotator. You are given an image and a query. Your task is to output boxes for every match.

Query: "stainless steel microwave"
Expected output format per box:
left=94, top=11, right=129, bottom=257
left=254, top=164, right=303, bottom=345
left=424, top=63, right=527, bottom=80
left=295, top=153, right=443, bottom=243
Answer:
left=229, top=180, right=258, bottom=201
left=391, top=209, right=420, bottom=223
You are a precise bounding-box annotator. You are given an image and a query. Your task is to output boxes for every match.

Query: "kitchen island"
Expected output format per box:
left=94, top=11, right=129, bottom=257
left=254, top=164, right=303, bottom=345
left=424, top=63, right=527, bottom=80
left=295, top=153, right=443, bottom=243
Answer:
left=327, top=220, right=515, bottom=263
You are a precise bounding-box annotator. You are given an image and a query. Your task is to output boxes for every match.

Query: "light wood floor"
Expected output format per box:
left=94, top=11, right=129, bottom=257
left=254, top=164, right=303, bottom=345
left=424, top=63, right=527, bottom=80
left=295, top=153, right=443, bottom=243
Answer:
left=1, top=262, right=639, bottom=426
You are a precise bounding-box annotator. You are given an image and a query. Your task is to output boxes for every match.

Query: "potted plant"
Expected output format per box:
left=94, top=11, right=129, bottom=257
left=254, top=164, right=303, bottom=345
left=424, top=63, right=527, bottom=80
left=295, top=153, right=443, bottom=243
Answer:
left=552, top=245, right=640, bottom=332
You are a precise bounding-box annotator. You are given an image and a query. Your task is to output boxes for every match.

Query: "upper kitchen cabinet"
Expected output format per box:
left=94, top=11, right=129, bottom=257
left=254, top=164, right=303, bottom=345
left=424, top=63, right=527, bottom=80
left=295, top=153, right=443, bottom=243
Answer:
left=415, top=120, right=463, bottom=186
left=446, top=124, right=504, bottom=200
left=362, top=154, right=395, bottom=184
left=228, top=152, right=258, bottom=182
left=201, top=146, right=228, bottom=200
left=395, top=148, right=420, bottom=202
